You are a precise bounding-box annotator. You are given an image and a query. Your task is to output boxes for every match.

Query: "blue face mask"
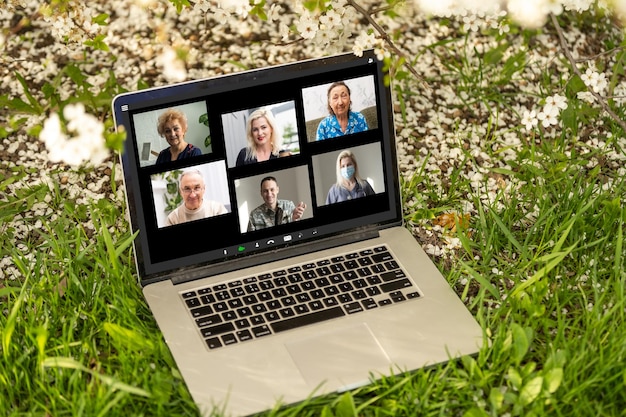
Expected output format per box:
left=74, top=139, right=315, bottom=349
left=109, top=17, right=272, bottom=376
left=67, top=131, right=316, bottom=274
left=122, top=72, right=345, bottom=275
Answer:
left=341, top=165, right=355, bottom=180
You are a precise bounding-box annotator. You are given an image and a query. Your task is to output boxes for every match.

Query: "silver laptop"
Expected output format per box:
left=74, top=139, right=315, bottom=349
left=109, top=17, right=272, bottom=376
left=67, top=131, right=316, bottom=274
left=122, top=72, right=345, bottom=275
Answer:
left=112, top=50, right=481, bottom=417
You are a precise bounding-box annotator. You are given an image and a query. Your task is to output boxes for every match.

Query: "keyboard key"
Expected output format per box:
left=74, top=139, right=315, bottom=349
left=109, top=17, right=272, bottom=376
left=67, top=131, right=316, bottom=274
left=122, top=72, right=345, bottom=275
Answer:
left=281, top=296, right=296, bottom=306
left=362, top=298, right=378, bottom=309
left=185, top=298, right=201, bottom=308
left=344, top=302, right=364, bottom=314
left=236, top=307, right=253, bottom=317
left=271, top=306, right=345, bottom=333
left=359, top=249, right=374, bottom=256
left=372, top=252, right=393, bottom=262
left=190, top=305, right=213, bottom=318
left=214, top=302, right=228, bottom=312
left=366, top=287, right=381, bottom=297
left=201, top=322, right=235, bottom=338
left=252, top=325, right=272, bottom=337
left=243, top=295, right=258, bottom=305
left=250, top=315, right=265, bottom=325
left=280, top=307, right=295, bottom=318
left=358, top=257, right=373, bottom=266
left=344, top=260, right=359, bottom=269
left=380, top=270, right=406, bottom=282
left=181, top=291, right=196, bottom=299
left=200, top=294, right=216, bottom=304
left=265, top=311, right=280, bottom=321
left=338, top=293, right=353, bottom=303
left=316, top=266, right=331, bottom=276
left=235, top=318, right=250, bottom=329
left=237, top=329, right=253, bottom=342
left=198, top=288, right=212, bottom=295
left=245, top=283, right=260, bottom=293
left=196, top=314, right=222, bottom=328
left=216, top=290, right=230, bottom=301
left=222, top=311, right=237, bottom=321
left=357, top=267, right=371, bottom=277
left=295, top=304, right=310, bottom=314
left=407, top=292, right=421, bottom=299
left=205, top=337, right=222, bottom=349
left=230, top=287, right=245, bottom=297
left=228, top=280, right=242, bottom=288
left=222, top=333, right=237, bottom=345
left=390, top=291, right=406, bottom=302
left=323, top=297, right=338, bottom=307
left=384, top=260, right=400, bottom=270
left=381, top=278, right=413, bottom=293
left=252, top=304, right=267, bottom=314
left=324, top=286, right=339, bottom=296
left=273, top=270, right=287, bottom=277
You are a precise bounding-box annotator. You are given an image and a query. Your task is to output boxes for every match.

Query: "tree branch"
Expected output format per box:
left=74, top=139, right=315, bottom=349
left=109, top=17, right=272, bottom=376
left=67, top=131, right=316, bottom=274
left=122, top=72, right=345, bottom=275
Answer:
left=550, top=12, right=626, bottom=133
left=345, top=0, right=429, bottom=90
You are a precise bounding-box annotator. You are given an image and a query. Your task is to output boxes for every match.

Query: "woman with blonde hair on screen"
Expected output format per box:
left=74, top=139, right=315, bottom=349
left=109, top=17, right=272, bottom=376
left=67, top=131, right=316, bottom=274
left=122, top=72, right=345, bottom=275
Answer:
left=236, top=108, right=284, bottom=166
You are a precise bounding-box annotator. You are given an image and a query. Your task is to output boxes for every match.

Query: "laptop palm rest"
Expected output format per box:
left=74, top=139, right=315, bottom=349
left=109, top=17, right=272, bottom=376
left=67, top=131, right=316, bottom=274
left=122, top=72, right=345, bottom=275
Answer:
left=285, top=322, right=391, bottom=388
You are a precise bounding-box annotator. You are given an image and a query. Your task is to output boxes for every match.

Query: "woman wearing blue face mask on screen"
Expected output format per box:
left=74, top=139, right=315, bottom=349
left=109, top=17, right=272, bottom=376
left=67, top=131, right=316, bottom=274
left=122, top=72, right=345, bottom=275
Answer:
left=325, top=150, right=375, bottom=205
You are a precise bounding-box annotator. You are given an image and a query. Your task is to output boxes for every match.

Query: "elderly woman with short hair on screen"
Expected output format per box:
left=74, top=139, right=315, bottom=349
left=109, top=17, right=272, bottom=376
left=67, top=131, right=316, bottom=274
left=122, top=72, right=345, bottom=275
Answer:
left=316, top=81, right=368, bottom=141
left=156, top=108, right=202, bottom=164
left=326, top=150, right=375, bottom=204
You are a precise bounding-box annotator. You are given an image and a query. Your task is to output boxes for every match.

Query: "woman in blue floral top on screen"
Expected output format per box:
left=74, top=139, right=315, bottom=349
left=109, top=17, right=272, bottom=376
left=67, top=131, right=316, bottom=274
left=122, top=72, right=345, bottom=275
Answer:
left=316, top=81, right=368, bottom=141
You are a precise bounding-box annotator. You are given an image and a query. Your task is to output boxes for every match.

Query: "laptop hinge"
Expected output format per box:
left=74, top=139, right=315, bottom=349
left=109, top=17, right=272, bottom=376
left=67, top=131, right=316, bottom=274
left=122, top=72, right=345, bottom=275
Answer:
left=169, top=228, right=380, bottom=286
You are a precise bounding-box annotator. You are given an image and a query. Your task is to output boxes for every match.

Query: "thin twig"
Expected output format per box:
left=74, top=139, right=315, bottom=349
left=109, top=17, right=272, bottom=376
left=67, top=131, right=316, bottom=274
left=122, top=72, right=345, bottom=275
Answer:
left=550, top=13, right=626, bottom=133
left=574, top=45, right=625, bottom=63
left=345, top=0, right=430, bottom=90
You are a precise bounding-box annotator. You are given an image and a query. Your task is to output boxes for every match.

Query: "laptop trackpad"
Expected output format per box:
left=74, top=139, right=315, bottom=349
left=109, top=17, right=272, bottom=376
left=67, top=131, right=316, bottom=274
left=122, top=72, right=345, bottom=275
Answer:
left=285, top=322, right=391, bottom=388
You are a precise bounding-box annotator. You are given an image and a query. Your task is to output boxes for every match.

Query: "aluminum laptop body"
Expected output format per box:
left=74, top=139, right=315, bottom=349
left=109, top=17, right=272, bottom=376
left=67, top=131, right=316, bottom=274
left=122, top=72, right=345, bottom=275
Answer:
left=112, top=50, right=482, bottom=417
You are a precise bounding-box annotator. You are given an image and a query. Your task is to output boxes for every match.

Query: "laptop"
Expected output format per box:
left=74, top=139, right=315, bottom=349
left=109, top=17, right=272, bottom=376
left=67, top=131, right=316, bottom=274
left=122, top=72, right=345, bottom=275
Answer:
left=112, top=50, right=482, bottom=417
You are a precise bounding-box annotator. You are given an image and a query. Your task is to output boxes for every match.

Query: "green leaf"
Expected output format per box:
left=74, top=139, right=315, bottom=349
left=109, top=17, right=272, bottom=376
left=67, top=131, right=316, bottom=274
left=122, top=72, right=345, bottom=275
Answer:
left=92, top=13, right=109, bottom=25
left=511, top=323, right=530, bottom=365
left=84, top=34, right=110, bottom=52
left=103, top=322, right=155, bottom=352
left=43, top=357, right=151, bottom=397
left=507, top=367, right=523, bottom=390
left=544, top=368, right=563, bottom=394
left=335, top=392, right=357, bottom=417
left=519, top=376, right=543, bottom=406
left=463, top=407, right=489, bottom=417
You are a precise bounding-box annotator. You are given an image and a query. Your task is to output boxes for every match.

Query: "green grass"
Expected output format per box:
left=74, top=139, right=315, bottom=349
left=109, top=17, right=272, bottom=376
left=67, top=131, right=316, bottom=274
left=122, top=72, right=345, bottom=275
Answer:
left=2, top=6, right=626, bottom=417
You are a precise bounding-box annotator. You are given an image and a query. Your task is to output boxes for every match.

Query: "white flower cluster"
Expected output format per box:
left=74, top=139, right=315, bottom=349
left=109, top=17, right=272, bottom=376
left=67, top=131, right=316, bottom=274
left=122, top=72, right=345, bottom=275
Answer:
left=413, top=0, right=598, bottom=28
left=284, top=1, right=390, bottom=58
left=39, top=103, right=109, bottom=167
left=578, top=65, right=608, bottom=103
left=521, top=94, right=568, bottom=131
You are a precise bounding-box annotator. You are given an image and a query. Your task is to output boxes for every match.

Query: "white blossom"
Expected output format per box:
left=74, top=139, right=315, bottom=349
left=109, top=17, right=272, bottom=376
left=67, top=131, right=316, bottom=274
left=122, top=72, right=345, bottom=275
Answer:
left=39, top=103, right=109, bottom=167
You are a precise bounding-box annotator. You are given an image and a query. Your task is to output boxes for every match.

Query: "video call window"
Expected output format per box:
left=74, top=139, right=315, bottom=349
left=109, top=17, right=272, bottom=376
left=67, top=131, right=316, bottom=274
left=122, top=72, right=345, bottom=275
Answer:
left=132, top=100, right=212, bottom=167
left=222, top=101, right=300, bottom=168
left=234, top=165, right=313, bottom=234
left=302, top=75, right=378, bottom=142
left=150, top=160, right=230, bottom=229
left=311, top=142, right=385, bottom=207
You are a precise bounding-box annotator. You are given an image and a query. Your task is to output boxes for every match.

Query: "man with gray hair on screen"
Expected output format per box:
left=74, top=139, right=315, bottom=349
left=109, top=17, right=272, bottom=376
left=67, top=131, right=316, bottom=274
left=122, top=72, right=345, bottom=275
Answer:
left=166, top=168, right=228, bottom=226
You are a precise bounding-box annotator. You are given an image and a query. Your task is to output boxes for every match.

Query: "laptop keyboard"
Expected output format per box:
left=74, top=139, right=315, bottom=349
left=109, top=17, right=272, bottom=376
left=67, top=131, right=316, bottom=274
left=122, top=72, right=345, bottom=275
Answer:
left=180, top=245, right=421, bottom=350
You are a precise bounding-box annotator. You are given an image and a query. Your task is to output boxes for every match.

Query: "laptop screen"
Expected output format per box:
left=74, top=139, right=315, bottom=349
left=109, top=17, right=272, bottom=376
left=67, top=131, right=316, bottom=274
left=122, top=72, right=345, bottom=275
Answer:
left=113, top=50, right=402, bottom=284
